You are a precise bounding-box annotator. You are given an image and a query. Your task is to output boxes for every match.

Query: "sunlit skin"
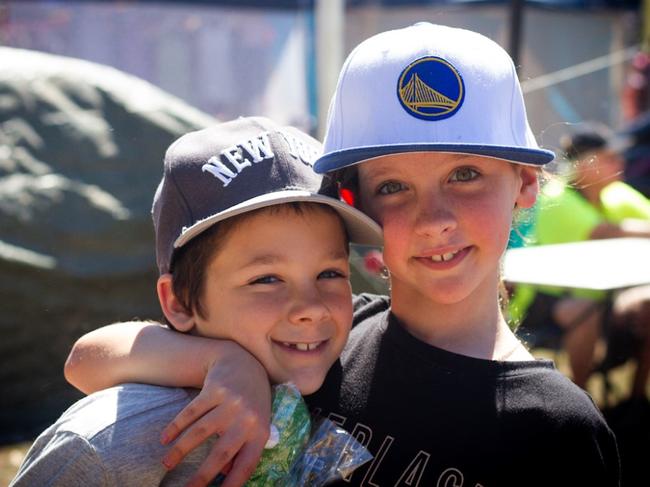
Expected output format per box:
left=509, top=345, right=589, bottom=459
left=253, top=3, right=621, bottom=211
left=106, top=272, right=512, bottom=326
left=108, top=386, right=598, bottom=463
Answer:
left=357, top=152, right=538, bottom=356
left=160, top=205, right=353, bottom=395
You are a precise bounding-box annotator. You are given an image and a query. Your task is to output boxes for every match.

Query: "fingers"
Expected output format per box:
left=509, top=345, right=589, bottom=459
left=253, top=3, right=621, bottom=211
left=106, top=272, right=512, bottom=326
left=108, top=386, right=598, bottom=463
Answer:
left=163, top=402, right=232, bottom=470
left=182, top=428, right=248, bottom=487
left=219, top=439, right=268, bottom=487
left=158, top=347, right=272, bottom=486
left=161, top=390, right=226, bottom=445
left=175, top=411, right=269, bottom=487
left=163, top=403, right=268, bottom=469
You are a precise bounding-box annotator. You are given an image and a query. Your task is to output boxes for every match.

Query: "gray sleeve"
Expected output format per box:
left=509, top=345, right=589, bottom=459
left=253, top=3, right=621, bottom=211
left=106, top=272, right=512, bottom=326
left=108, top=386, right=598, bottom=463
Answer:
left=10, top=431, right=110, bottom=487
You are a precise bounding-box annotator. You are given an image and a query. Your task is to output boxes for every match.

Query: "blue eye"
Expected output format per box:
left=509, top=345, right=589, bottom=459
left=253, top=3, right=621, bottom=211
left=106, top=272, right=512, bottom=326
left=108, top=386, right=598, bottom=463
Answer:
left=377, top=181, right=406, bottom=195
left=251, top=275, right=280, bottom=285
left=450, top=167, right=479, bottom=182
left=318, top=269, right=346, bottom=279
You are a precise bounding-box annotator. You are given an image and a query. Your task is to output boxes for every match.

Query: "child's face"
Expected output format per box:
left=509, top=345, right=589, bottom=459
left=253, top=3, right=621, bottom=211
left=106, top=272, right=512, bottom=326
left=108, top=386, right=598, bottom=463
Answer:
left=192, top=206, right=352, bottom=395
left=356, top=152, right=538, bottom=307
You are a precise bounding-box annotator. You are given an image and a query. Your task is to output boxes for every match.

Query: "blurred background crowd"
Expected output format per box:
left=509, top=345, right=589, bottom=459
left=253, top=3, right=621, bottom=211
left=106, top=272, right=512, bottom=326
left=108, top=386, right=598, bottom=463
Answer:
left=1, top=0, right=649, bottom=485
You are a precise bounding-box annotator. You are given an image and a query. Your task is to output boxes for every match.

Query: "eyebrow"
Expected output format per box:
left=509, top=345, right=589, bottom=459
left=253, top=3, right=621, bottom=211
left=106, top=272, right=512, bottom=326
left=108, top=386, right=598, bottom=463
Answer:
left=241, top=248, right=349, bottom=268
left=361, top=165, right=398, bottom=179
left=241, top=255, right=281, bottom=268
left=452, top=154, right=473, bottom=161
left=328, top=249, right=350, bottom=261
left=365, top=152, right=475, bottom=176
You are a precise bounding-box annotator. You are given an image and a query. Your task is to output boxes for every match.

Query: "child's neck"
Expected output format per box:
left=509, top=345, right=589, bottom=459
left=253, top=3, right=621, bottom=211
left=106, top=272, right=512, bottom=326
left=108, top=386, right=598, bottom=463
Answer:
left=390, top=280, right=517, bottom=360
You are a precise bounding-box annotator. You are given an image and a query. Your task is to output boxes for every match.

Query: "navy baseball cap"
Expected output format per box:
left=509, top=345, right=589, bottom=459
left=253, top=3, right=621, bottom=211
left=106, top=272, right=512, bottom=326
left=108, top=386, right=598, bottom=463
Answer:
left=314, top=22, right=555, bottom=174
left=153, top=117, right=383, bottom=274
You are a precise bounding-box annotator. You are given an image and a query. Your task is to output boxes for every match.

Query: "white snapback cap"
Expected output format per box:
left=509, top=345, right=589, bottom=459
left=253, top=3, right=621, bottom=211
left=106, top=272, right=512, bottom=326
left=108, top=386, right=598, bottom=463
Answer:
left=314, top=22, right=554, bottom=173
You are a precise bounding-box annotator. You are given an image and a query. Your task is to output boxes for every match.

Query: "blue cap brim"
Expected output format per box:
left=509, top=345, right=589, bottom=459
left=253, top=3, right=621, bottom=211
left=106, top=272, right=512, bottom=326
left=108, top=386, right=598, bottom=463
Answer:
left=314, top=143, right=555, bottom=174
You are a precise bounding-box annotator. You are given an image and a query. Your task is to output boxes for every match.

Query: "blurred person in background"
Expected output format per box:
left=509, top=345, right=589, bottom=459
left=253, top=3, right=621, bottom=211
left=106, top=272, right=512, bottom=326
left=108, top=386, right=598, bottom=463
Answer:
left=511, top=123, right=650, bottom=403
left=621, top=49, right=650, bottom=198
left=622, top=111, right=650, bottom=198
left=622, top=50, right=650, bottom=124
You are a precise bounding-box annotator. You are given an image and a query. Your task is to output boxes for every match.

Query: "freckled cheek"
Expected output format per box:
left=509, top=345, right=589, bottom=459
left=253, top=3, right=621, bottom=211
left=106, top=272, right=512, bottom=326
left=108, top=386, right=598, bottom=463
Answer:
left=324, top=289, right=353, bottom=325
left=468, top=199, right=514, bottom=248
left=377, top=209, right=412, bottom=268
left=238, top=294, right=286, bottom=323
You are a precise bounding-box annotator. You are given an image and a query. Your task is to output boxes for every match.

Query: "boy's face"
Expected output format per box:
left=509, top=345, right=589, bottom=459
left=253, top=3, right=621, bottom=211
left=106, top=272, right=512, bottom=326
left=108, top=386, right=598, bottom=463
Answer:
left=191, top=206, right=352, bottom=395
left=356, top=152, right=537, bottom=309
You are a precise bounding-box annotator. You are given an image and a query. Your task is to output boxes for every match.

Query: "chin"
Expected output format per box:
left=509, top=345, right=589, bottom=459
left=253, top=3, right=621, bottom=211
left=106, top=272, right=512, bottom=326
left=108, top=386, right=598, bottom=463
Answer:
left=297, top=384, right=320, bottom=395
left=420, top=284, right=474, bottom=305
left=427, top=274, right=493, bottom=303
left=294, top=378, right=325, bottom=395
left=289, top=372, right=326, bottom=395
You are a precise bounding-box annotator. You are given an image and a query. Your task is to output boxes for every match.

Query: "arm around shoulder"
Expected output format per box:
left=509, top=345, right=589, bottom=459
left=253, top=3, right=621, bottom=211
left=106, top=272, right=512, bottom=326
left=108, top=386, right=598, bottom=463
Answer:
left=64, top=321, right=247, bottom=394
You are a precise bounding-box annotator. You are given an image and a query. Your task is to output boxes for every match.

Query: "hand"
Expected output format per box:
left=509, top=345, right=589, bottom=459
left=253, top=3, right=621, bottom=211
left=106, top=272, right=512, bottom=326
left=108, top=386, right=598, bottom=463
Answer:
left=159, top=341, right=272, bottom=487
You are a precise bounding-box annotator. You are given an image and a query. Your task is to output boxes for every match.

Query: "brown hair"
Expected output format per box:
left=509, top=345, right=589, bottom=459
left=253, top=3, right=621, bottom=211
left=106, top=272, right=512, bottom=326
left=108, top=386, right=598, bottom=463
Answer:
left=168, top=202, right=349, bottom=326
left=327, top=169, right=359, bottom=196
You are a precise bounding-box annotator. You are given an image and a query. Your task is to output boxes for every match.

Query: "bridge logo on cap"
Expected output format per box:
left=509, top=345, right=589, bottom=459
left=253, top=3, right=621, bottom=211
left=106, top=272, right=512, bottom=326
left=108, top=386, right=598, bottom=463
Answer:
left=397, top=56, right=465, bottom=121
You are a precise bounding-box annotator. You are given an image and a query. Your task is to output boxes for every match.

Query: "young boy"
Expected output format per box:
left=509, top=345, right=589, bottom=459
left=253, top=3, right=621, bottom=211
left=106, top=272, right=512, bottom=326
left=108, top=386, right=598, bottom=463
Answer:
left=10, top=116, right=382, bottom=486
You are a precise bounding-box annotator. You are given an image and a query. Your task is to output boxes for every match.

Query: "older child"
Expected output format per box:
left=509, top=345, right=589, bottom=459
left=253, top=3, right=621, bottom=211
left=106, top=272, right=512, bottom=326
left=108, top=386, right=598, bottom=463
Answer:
left=11, top=117, right=382, bottom=486
left=65, top=24, right=620, bottom=487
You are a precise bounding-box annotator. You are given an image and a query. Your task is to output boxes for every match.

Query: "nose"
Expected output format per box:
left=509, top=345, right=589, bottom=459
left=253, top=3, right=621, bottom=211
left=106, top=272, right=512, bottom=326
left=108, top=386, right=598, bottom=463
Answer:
left=413, top=196, right=457, bottom=237
left=287, top=285, right=330, bottom=326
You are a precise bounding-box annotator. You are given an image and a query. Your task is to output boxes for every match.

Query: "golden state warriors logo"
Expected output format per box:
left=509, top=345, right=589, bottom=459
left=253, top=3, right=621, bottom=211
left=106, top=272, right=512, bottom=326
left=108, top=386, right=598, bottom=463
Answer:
left=397, top=56, right=465, bottom=120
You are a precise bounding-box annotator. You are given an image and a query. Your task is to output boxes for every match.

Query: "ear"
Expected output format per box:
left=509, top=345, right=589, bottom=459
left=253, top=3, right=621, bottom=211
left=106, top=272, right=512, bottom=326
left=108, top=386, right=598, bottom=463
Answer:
left=514, top=166, right=539, bottom=209
left=157, top=274, right=195, bottom=332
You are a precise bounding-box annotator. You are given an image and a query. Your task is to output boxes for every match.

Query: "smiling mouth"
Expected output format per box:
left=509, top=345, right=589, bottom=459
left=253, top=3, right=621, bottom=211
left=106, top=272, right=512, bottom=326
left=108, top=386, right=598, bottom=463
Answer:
left=419, top=246, right=471, bottom=265
left=279, top=341, right=325, bottom=351
left=430, top=250, right=460, bottom=262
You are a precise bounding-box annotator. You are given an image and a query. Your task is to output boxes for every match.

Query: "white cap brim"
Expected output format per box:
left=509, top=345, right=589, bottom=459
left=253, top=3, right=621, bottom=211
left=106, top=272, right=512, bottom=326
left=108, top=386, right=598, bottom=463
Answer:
left=173, top=190, right=383, bottom=249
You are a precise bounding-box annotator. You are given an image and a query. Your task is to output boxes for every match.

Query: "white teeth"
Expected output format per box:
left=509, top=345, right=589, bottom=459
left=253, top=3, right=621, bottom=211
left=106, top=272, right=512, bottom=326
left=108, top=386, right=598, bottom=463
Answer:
left=282, top=341, right=321, bottom=351
left=431, top=251, right=457, bottom=262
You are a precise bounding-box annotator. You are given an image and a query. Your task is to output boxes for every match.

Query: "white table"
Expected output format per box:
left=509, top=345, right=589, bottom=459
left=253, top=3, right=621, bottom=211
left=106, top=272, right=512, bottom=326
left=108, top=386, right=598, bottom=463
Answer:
left=504, top=238, right=650, bottom=404
left=502, top=238, right=650, bottom=290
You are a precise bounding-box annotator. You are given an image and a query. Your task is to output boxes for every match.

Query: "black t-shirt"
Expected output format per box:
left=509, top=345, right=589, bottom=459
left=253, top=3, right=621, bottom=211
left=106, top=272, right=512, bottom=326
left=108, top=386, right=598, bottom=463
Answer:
left=306, top=294, right=620, bottom=487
